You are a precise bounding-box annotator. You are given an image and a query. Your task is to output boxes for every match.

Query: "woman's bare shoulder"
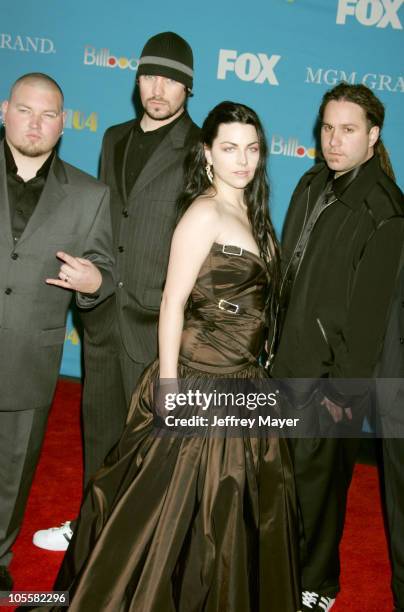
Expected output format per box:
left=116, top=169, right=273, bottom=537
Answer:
left=182, top=194, right=221, bottom=224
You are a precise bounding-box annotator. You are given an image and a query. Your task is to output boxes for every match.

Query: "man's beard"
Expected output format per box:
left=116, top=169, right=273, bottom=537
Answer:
left=143, top=98, right=184, bottom=122
left=14, top=141, right=53, bottom=158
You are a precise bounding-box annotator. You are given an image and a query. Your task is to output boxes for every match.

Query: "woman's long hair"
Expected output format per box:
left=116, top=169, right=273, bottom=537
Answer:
left=177, top=101, right=280, bottom=324
left=319, top=82, right=396, bottom=180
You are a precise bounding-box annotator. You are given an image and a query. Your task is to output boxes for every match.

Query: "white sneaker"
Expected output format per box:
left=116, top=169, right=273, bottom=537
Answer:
left=32, top=521, right=73, bottom=551
left=302, top=591, right=336, bottom=611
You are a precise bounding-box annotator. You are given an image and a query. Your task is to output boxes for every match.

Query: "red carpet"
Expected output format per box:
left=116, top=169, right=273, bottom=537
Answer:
left=4, top=380, right=394, bottom=611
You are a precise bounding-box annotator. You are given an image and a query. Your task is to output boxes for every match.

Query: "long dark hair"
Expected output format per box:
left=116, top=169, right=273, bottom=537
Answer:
left=178, top=101, right=281, bottom=324
left=319, top=82, right=396, bottom=180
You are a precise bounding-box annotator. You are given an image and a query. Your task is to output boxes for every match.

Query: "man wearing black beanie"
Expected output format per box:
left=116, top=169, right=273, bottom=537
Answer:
left=34, top=32, right=200, bottom=551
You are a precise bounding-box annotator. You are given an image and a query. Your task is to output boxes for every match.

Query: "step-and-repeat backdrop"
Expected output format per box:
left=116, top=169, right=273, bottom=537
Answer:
left=1, top=0, right=403, bottom=377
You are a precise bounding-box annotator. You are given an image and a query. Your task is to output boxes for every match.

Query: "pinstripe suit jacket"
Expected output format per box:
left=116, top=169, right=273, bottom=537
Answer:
left=93, top=112, right=200, bottom=364
left=0, top=141, right=114, bottom=410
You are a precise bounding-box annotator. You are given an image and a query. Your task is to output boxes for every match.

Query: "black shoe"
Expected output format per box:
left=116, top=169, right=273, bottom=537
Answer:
left=0, top=565, right=13, bottom=590
left=302, top=590, right=336, bottom=611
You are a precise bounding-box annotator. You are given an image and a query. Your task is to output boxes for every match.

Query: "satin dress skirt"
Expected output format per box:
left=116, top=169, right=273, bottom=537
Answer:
left=52, top=243, right=300, bottom=612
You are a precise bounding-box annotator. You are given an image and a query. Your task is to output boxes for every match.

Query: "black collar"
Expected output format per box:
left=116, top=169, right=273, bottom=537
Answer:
left=332, top=156, right=374, bottom=200
left=332, top=155, right=384, bottom=209
left=133, top=110, right=185, bottom=138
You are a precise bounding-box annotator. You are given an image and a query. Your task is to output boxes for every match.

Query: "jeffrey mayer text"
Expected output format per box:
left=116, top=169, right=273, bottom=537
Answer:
left=164, top=415, right=300, bottom=429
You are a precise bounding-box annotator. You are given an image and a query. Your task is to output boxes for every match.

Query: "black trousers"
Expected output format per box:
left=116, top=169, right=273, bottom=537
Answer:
left=383, top=438, right=404, bottom=610
left=0, top=406, right=49, bottom=567
left=81, top=296, right=148, bottom=487
left=290, top=437, right=360, bottom=597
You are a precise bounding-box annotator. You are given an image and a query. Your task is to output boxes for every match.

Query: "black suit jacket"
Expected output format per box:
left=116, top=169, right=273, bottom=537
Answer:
left=84, top=112, right=200, bottom=364
left=376, top=251, right=404, bottom=433
left=0, top=141, right=114, bottom=410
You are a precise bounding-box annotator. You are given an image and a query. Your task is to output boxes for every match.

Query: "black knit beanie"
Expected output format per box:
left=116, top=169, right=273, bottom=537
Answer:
left=137, top=32, right=193, bottom=90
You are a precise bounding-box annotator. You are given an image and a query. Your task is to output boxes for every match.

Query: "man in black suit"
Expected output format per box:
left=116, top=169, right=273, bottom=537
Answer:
left=34, top=32, right=199, bottom=551
left=0, top=72, right=114, bottom=590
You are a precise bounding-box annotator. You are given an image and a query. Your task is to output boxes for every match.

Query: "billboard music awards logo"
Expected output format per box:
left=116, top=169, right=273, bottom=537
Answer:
left=65, top=327, right=80, bottom=346
left=64, top=109, right=98, bottom=132
left=305, top=67, right=404, bottom=92
left=0, top=33, right=55, bottom=53
left=84, top=46, right=138, bottom=70
left=270, top=135, right=316, bottom=159
left=336, top=0, right=403, bottom=29
left=217, top=49, right=281, bottom=85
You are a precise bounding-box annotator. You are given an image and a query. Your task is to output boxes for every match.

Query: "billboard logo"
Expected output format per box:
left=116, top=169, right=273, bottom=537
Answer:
left=336, top=0, right=403, bottom=30
left=217, top=49, right=281, bottom=85
left=64, top=109, right=98, bottom=132
left=84, top=46, right=138, bottom=70
left=0, top=33, right=55, bottom=53
left=270, top=135, right=316, bottom=159
left=65, top=327, right=80, bottom=346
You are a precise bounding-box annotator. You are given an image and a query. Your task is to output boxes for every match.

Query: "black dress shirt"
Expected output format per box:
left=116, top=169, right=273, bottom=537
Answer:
left=4, top=139, right=54, bottom=242
left=125, top=112, right=184, bottom=196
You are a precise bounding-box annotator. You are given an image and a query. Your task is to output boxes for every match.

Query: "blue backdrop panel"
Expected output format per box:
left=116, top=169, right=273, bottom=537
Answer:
left=1, top=0, right=403, bottom=377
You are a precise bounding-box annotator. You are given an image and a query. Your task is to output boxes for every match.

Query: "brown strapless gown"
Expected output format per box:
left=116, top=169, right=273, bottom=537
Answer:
left=53, top=243, right=300, bottom=612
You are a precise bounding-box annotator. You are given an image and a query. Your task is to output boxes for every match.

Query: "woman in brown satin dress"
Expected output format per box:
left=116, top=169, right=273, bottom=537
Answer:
left=53, top=102, right=300, bottom=612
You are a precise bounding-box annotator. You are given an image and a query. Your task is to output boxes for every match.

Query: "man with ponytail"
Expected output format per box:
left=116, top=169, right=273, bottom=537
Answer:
left=271, top=82, right=404, bottom=611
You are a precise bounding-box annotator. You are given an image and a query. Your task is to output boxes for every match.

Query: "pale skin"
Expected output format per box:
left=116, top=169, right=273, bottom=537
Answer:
left=46, top=252, right=102, bottom=294
left=158, top=122, right=261, bottom=382
left=321, top=99, right=379, bottom=178
left=138, top=75, right=187, bottom=132
left=2, top=78, right=102, bottom=294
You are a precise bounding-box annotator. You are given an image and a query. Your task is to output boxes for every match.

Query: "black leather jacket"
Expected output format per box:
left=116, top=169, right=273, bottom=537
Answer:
left=272, top=155, right=404, bottom=383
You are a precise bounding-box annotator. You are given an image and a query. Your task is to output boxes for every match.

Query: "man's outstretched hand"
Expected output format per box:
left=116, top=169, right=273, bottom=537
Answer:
left=46, top=251, right=102, bottom=294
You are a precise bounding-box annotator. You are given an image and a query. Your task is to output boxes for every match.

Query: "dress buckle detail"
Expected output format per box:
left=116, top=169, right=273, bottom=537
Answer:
left=218, top=299, right=239, bottom=314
